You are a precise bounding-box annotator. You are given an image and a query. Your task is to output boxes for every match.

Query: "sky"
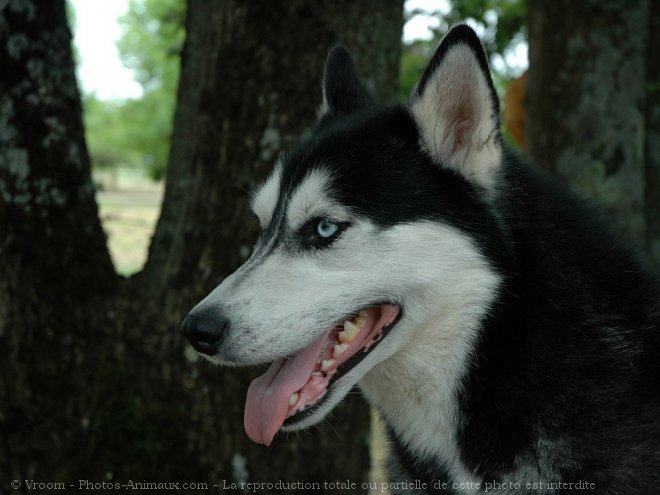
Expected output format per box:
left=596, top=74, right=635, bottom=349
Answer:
left=69, top=0, right=142, bottom=99
left=402, top=0, right=450, bottom=41
left=68, top=0, right=525, bottom=101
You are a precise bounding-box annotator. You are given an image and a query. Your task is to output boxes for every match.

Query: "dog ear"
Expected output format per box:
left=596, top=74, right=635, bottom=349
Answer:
left=410, top=25, right=502, bottom=192
left=318, top=45, right=374, bottom=120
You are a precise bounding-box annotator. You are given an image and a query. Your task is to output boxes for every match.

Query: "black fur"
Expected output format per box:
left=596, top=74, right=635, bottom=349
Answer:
left=272, top=25, right=660, bottom=494
left=456, top=149, right=660, bottom=492
left=383, top=147, right=660, bottom=493
left=321, top=45, right=374, bottom=118
left=277, top=100, right=660, bottom=491
left=277, top=105, right=509, bottom=268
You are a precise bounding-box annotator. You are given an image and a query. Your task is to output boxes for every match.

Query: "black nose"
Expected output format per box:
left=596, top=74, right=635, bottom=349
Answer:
left=181, top=310, right=229, bottom=356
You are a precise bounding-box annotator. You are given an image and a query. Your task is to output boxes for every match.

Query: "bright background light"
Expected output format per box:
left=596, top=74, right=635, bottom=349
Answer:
left=69, top=0, right=142, bottom=99
left=68, top=0, right=526, bottom=101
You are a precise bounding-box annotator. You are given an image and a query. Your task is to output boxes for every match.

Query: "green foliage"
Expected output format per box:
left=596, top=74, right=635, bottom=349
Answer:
left=82, top=0, right=524, bottom=179
left=118, top=88, right=176, bottom=181
left=400, top=0, right=526, bottom=98
left=448, top=0, right=526, bottom=62
left=399, top=43, right=430, bottom=98
left=117, top=0, right=185, bottom=180
left=117, top=0, right=185, bottom=96
left=83, top=95, right=140, bottom=171
left=83, top=0, right=185, bottom=181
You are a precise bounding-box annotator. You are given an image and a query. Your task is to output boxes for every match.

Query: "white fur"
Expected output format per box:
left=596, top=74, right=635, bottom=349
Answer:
left=285, top=168, right=350, bottom=231
left=316, top=94, right=330, bottom=120
left=196, top=210, right=500, bottom=486
left=410, top=44, right=501, bottom=192
left=194, top=43, right=505, bottom=487
left=357, top=222, right=499, bottom=489
left=251, top=160, right=283, bottom=229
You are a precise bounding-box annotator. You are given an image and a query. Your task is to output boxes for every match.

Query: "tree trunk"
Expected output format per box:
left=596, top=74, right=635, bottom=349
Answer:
left=1, top=0, right=403, bottom=491
left=526, top=0, right=649, bottom=246
left=0, top=0, right=117, bottom=480
left=645, top=0, right=660, bottom=266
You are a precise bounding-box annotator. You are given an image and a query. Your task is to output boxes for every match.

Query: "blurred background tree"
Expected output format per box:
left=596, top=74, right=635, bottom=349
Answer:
left=84, top=0, right=528, bottom=190
left=116, top=0, right=184, bottom=180
left=84, top=0, right=184, bottom=181
left=400, top=0, right=526, bottom=97
left=526, top=0, right=659, bottom=258
left=1, top=0, right=403, bottom=489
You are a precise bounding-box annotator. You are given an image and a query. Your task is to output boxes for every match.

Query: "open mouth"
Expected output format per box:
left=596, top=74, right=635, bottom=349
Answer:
left=243, top=303, right=402, bottom=446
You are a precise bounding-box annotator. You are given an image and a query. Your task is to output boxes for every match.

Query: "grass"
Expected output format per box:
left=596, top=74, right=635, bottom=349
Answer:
left=95, top=168, right=163, bottom=276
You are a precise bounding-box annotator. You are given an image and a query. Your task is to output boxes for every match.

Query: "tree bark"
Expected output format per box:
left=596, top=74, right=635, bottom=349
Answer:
left=645, top=1, right=660, bottom=266
left=1, top=0, right=403, bottom=491
left=0, top=0, right=116, bottom=480
left=526, top=0, right=649, bottom=246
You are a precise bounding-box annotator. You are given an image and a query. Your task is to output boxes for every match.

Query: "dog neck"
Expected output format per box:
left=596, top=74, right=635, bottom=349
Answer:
left=359, top=299, right=492, bottom=487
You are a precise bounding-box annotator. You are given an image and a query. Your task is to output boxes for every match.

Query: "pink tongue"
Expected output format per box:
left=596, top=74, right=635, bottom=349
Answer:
left=244, top=329, right=331, bottom=446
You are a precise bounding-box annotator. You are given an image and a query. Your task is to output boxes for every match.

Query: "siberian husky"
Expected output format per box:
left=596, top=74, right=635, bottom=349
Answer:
left=182, top=25, right=660, bottom=494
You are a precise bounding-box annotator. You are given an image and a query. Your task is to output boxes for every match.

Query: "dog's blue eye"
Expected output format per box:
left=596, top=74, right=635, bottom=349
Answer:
left=301, top=218, right=349, bottom=248
left=316, top=220, right=339, bottom=239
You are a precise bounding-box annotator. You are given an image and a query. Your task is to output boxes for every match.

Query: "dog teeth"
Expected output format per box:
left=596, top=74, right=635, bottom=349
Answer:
left=359, top=310, right=368, bottom=318
left=321, top=359, right=334, bottom=371
left=289, top=392, right=299, bottom=407
left=345, top=319, right=358, bottom=332
left=312, top=371, right=323, bottom=377
left=333, top=343, right=348, bottom=357
left=356, top=316, right=367, bottom=328
left=339, top=320, right=359, bottom=343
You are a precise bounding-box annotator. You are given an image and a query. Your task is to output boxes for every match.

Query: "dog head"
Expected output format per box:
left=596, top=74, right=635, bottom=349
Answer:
left=182, top=25, right=504, bottom=446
